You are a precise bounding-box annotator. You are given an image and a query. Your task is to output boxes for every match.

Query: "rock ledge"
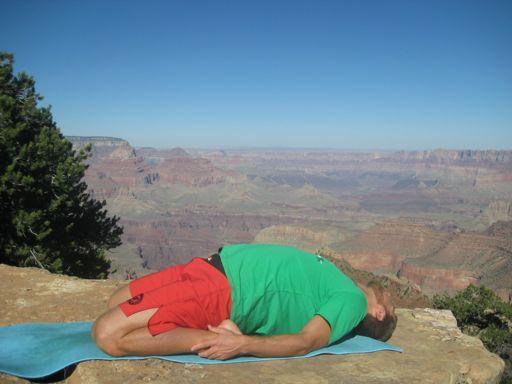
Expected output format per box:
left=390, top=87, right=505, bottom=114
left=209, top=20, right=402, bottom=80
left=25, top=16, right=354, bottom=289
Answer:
left=0, top=264, right=505, bottom=384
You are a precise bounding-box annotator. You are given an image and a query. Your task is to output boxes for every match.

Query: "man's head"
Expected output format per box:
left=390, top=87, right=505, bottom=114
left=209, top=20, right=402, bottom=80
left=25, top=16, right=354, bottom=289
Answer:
left=355, top=280, right=397, bottom=341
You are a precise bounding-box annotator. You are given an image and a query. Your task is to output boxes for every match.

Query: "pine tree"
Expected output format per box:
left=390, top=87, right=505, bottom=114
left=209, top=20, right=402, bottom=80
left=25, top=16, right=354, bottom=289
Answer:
left=0, top=52, right=123, bottom=278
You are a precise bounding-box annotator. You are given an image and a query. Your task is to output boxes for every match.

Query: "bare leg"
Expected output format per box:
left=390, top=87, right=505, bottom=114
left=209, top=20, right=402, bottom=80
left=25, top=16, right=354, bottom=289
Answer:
left=117, top=319, right=243, bottom=356
left=117, top=324, right=217, bottom=356
left=107, top=284, right=132, bottom=310
left=92, top=305, right=218, bottom=357
left=94, top=274, right=236, bottom=357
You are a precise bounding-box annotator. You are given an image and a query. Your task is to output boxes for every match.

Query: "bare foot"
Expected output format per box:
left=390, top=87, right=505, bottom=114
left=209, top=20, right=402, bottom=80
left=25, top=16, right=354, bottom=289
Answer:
left=216, top=319, right=242, bottom=335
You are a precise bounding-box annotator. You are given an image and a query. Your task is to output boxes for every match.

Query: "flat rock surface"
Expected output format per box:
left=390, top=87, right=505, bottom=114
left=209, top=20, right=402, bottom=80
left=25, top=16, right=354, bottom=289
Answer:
left=0, top=264, right=505, bottom=384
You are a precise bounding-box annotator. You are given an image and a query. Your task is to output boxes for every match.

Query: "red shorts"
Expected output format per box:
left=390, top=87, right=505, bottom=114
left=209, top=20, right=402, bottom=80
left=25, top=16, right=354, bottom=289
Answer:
left=119, top=257, right=232, bottom=336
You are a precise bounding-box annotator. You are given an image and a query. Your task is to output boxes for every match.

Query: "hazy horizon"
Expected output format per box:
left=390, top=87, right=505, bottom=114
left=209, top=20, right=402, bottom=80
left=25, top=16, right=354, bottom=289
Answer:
left=66, top=135, right=511, bottom=152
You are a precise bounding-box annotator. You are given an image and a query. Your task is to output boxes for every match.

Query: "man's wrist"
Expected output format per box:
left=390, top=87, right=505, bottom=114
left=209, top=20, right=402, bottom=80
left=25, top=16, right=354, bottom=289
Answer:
left=239, top=335, right=253, bottom=355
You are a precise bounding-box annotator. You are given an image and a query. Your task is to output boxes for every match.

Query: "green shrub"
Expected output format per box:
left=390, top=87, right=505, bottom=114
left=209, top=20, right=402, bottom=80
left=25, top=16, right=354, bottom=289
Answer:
left=433, top=285, right=511, bottom=383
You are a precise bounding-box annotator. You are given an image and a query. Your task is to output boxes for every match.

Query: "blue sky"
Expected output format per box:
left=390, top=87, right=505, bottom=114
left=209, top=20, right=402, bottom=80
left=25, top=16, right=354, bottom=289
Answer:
left=1, top=0, right=511, bottom=149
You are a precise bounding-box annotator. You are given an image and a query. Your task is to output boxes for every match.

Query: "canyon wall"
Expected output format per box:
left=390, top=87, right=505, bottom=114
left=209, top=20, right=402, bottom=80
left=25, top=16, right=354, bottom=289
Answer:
left=66, top=137, right=512, bottom=300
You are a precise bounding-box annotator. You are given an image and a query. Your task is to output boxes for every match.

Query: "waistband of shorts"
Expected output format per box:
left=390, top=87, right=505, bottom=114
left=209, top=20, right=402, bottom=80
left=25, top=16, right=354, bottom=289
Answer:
left=203, top=252, right=226, bottom=277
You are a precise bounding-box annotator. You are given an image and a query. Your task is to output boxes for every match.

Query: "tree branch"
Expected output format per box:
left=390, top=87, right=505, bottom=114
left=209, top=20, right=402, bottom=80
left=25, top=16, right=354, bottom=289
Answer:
left=29, top=248, right=47, bottom=270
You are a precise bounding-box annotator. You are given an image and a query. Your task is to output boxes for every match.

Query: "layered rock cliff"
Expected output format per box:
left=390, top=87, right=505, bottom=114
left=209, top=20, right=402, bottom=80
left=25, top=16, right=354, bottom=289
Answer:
left=67, top=136, right=137, bottom=162
left=329, top=218, right=512, bottom=301
left=0, top=264, right=505, bottom=384
left=67, top=138, right=240, bottom=200
left=68, top=136, right=154, bottom=200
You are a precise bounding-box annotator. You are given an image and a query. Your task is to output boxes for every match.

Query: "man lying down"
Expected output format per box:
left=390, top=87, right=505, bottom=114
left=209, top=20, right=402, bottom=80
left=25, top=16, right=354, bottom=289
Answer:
left=92, top=243, right=397, bottom=360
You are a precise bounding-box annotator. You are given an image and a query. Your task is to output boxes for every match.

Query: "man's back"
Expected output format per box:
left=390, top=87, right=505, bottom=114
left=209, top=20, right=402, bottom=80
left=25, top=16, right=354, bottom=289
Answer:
left=220, top=243, right=367, bottom=344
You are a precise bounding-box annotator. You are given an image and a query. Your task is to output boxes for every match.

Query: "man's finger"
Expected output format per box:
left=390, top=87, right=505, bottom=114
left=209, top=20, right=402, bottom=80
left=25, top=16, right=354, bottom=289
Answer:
left=191, top=340, right=214, bottom=352
left=199, top=347, right=217, bottom=358
left=210, top=351, right=226, bottom=360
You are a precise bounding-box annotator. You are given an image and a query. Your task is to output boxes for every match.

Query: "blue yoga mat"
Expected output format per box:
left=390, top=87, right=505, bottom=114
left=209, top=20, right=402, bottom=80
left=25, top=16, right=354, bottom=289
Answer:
left=0, top=321, right=402, bottom=379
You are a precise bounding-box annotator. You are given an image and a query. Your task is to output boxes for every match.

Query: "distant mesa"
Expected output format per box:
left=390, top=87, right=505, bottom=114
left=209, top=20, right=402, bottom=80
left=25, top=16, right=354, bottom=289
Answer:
left=67, top=136, right=136, bottom=161
left=66, top=135, right=126, bottom=143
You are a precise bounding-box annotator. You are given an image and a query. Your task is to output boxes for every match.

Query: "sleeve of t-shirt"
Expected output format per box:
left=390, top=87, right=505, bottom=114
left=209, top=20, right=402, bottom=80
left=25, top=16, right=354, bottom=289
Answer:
left=315, top=292, right=368, bottom=345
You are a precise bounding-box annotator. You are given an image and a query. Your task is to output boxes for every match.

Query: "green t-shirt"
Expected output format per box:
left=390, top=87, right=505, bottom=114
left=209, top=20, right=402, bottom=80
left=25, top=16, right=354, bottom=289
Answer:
left=219, top=243, right=367, bottom=345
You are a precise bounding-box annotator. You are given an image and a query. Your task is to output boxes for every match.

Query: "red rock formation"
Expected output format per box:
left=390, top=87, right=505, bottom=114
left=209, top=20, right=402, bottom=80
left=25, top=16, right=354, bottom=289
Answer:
left=70, top=140, right=239, bottom=199
left=335, top=218, right=512, bottom=299
left=119, top=212, right=303, bottom=269
left=68, top=137, right=154, bottom=200
left=397, top=261, right=480, bottom=295
left=84, top=156, right=153, bottom=200
left=337, top=219, right=455, bottom=263
left=155, top=156, right=234, bottom=187
left=339, top=251, right=405, bottom=275
left=318, top=247, right=430, bottom=308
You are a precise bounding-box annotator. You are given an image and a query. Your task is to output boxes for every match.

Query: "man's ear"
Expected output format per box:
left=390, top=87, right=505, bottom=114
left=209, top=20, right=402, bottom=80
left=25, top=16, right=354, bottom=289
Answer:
left=376, top=304, right=386, bottom=321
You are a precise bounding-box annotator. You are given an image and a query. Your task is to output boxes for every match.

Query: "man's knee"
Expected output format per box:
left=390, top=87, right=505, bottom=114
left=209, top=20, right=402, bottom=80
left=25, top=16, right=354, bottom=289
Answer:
left=92, top=317, right=127, bottom=357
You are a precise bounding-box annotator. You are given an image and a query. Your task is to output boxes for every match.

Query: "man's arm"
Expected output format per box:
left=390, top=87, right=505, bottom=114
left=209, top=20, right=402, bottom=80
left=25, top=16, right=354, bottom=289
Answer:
left=190, top=315, right=331, bottom=360
left=240, top=315, right=330, bottom=357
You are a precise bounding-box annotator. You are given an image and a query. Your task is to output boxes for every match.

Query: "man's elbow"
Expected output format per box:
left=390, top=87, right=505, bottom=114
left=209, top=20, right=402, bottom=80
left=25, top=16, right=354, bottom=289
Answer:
left=303, top=333, right=329, bottom=354
left=300, top=334, right=327, bottom=355
left=296, top=338, right=311, bottom=356
left=294, top=342, right=312, bottom=356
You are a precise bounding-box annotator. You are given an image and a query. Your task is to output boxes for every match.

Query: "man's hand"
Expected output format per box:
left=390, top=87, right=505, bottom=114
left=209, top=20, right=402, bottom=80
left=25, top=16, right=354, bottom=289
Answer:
left=216, top=319, right=242, bottom=335
left=191, top=326, right=247, bottom=360
left=191, top=315, right=330, bottom=360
